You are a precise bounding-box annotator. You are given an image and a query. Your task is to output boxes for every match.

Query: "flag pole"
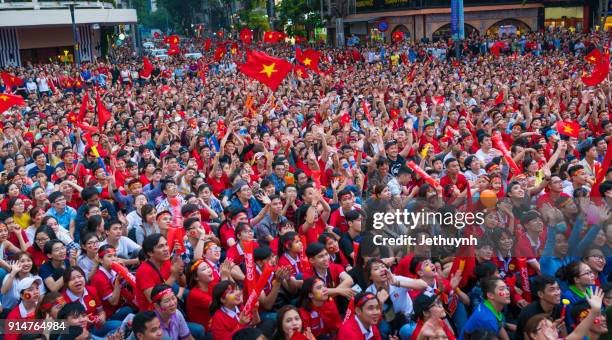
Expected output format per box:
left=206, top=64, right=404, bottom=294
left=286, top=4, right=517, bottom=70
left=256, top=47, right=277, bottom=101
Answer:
left=256, top=94, right=273, bottom=117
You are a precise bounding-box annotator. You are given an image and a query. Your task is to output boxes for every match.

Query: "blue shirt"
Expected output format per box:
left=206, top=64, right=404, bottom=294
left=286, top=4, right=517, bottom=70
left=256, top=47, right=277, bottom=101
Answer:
left=230, top=197, right=262, bottom=220
left=459, top=302, right=504, bottom=340
left=46, top=206, right=77, bottom=231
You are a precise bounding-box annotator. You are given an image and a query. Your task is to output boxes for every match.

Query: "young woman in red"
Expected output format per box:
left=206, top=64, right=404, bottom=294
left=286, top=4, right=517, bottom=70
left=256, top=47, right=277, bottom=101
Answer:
left=274, top=305, right=316, bottom=340
left=185, top=258, right=217, bottom=332
left=277, top=232, right=307, bottom=293
left=209, top=280, right=261, bottom=339
left=297, top=277, right=342, bottom=338
left=225, top=223, right=255, bottom=266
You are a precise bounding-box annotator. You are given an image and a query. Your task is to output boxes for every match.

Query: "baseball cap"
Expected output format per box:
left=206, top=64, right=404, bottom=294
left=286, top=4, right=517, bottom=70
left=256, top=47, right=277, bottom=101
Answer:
left=413, top=293, right=438, bottom=319
left=17, top=276, right=42, bottom=294
left=232, top=180, right=249, bottom=195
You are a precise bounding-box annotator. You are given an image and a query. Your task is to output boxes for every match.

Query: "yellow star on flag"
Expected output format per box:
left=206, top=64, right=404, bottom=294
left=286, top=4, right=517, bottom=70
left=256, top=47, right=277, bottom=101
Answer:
left=231, top=48, right=236, bottom=55
left=588, top=56, right=597, bottom=62
left=303, top=58, right=311, bottom=66
left=0, top=95, right=8, bottom=101
left=259, top=63, right=277, bottom=78
left=296, top=69, right=303, bottom=77
left=563, top=126, right=573, bottom=133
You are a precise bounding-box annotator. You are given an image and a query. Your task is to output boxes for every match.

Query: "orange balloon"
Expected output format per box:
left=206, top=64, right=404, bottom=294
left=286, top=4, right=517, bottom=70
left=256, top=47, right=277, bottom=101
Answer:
left=480, top=189, right=498, bottom=208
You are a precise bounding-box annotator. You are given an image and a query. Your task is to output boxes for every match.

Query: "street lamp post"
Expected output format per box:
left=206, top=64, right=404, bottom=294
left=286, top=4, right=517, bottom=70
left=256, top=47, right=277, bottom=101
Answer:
left=69, top=3, right=80, bottom=65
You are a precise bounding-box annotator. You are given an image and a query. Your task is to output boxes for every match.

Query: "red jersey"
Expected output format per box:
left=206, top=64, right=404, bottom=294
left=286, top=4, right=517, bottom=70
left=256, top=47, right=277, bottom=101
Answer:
left=298, top=299, right=342, bottom=337
left=62, top=286, right=103, bottom=317
left=337, top=316, right=382, bottom=340
left=89, top=267, right=135, bottom=317
left=302, top=263, right=345, bottom=288
left=209, top=307, right=248, bottom=339
left=186, top=286, right=214, bottom=330
left=135, top=260, right=172, bottom=311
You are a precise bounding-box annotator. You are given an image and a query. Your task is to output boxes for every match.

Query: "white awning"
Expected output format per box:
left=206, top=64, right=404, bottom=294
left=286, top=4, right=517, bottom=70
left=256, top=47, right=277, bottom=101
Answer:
left=0, top=8, right=137, bottom=28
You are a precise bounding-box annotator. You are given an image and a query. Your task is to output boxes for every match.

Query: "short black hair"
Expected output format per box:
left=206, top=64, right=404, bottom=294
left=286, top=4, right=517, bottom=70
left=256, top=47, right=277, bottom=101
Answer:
left=305, top=242, right=326, bottom=258
left=132, top=311, right=158, bottom=336
left=43, top=239, right=64, bottom=255
left=80, top=186, right=99, bottom=201
left=532, top=275, right=558, bottom=295
left=481, top=278, right=502, bottom=300
left=232, top=328, right=264, bottom=340
left=57, top=302, right=85, bottom=320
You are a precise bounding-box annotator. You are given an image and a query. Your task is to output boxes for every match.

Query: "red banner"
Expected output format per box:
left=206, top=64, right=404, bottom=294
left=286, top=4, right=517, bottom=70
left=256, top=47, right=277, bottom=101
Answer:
left=243, top=263, right=275, bottom=315
left=243, top=240, right=256, bottom=293
left=492, top=132, right=521, bottom=174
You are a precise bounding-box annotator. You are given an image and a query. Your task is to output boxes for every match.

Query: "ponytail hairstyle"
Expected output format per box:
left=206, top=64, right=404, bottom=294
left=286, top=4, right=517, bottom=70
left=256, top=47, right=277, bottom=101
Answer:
left=209, top=280, right=238, bottom=315
left=555, top=261, right=583, bottom=286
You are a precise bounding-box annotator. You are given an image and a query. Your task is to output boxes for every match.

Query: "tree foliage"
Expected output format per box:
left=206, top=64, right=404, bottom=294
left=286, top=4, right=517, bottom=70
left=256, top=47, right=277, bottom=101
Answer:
left=277, top=0, right=322, bottom=36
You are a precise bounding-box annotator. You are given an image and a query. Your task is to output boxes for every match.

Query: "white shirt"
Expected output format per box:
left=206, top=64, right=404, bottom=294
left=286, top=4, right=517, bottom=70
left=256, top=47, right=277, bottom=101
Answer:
left=475, top=148, right=499, bottom=165
left=1, top=274, right=45, bottom=310
left=36, top=77, right=49, bottom=92
left=365, top=275, right=415, bottom=320
left=100, top=237, right=141, bottom=259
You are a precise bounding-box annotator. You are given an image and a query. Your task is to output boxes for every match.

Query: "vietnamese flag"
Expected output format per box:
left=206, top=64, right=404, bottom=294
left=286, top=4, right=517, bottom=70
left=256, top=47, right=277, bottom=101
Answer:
left=294, top=35, right=307, bottom=45
left=238, top=50, right=292, bottom=91
left=263, top=31, right=283, bottom=43
left=293, top=65, right=309, bottom=79
left=295, top=48, right=321, bottom=73
left=0, top=93, right=25, bottom=114
left=66, top=111, right=78, bottom=124
left=96, top=92, right=112, bottom=127
left=142, top=56, right=154, bottom=77
left=168, top=46, right=181, bottom=56
left=556, top=121, right=580, bottom=138
left=392, top=31, right=404, bottom=43
left=165, top=35, right=180, bottom=46
left=585, top=49, right=604, bottom=64
left=582, top=51, right=610, bottom=87
left=0, top=72, right=24, bottom=88
left=490, top=41, right=505, bottom=57
left=591, top=139, right=611, bottom=198
left=494, top=91, right=504, bottom=105
left=213, top=46, right=226, bottom=62
left=204, top=38, right=212, bottom=52
left=153, top=32, right=161, bottom=39
left=77, top=92, right=89, bottom=122
left=240, top=28, right=253, bottom=45
left=432, top=96, right=445, bottom=105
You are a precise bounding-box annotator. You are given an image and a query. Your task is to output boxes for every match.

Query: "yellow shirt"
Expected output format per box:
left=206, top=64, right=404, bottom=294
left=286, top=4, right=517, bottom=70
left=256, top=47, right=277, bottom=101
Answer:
left=14, top=213, right=31, bottom=229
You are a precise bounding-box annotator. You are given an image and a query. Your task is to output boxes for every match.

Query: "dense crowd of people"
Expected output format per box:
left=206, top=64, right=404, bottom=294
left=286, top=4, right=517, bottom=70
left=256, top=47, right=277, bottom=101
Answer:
left=0, top=26, right=610, bottom=340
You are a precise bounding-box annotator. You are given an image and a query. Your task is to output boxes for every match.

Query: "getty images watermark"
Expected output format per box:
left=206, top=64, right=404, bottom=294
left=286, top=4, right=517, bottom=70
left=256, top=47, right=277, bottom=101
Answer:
left=371, top=209, right=484, bottom=247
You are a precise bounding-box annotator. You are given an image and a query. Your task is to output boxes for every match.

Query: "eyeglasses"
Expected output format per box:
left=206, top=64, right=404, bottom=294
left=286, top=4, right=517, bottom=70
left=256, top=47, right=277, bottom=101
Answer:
left=579, top=270, right=594, bottom=277
left=35, top=237, right=50, bottom=243
left=86, top=241, right=99, bottom=246
left=207, top=246, right=221, bottom=252
left=589, top=255, right=605, bottom=261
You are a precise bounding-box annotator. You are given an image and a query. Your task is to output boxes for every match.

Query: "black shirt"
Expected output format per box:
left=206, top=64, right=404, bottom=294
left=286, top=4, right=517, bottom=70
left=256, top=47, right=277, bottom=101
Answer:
left=515, top=301, right=563, bottom=340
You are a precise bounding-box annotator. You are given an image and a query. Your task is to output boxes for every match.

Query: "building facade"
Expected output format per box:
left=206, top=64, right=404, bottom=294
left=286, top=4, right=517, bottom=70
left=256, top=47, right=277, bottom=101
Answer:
left=0, top=0, right=137, bottom=66
left=332, top=0, right=591, bottom=45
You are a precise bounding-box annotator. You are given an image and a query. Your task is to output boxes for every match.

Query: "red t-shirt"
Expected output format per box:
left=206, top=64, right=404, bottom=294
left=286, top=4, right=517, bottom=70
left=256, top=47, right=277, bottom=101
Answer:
left=207, top=175, right=230, bottom=197
left=338, top=316, right=382, bottom=340
left=135, top=260, right=172, bottom=311
left=298, top=299, right=342, bottom=337
left=186, top=286, right=214, bottom=330
left=225, top=244, right=245, bottom=266
left=89, top=267, right=135, bottom=317
left=302, top=263, right=344, bottom=288
left=62, top=286, right=103, bottom=317
left=299, top=218, right=326, bottom=245
left=219, top=223, right=235, bottom=249
left=5, top=302, right=35, bottom=340
left=209, top=307, right=248, bottom=339
left=26, top=245, right=47, bottom=267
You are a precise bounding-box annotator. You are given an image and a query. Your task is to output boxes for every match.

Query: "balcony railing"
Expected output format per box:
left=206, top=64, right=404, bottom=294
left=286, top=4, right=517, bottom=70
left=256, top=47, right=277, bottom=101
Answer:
left=0, top=0, right=115, bottom=10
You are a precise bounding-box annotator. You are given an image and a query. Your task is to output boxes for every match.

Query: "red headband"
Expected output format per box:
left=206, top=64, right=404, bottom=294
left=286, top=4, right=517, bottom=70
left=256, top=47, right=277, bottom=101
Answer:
left=41, top=296, right=66, bottom=310
left=152, top=288, right=174, bottom=303
left=98, top=248, right=115, bottom=258
left=190, top=258, right=205, bottom=273
left=356, top=293, right=377, bottom=308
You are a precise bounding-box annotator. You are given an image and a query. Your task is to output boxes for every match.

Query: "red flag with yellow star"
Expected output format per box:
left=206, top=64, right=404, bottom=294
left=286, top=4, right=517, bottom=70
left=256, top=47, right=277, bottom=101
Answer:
left=213, top=46, right=226, bottom=62
left=238, top=50, right=292, bottom=91
left=240, top=28, right=253, bottom=45
left=293, top=65, right=309, bottom=79
left=263, top=31, right=283, bottom=43
left=556, top=121, right=580, bottom=138
left=165, top=35, right=180, bottom=46
left=295, top=48, right=321, bottom=73
left=0, top=93, right=25, bottom=114
left=0, top=73, right=24, bottom=88
left=204, top=38, right=212, bottom=52
left=585, top=49, right=604, bottom=64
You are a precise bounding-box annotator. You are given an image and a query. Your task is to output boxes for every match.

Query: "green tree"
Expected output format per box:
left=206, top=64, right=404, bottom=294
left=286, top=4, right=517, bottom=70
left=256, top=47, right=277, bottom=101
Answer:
left=157, top=0, right=201, bottom=33
left=277, top=0, right=322, bottom=37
